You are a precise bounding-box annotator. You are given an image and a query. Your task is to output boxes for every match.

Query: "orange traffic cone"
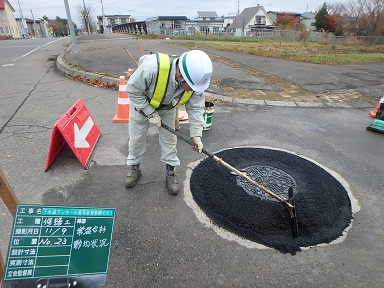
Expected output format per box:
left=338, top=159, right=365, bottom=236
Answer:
left=113, top=76, right=130, bottom=123
left=369, top=95, right=384, bottom=118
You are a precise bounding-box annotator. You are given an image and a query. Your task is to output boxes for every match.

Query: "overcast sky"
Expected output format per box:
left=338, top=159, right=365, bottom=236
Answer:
left=13, top=0, right=348, bottom=24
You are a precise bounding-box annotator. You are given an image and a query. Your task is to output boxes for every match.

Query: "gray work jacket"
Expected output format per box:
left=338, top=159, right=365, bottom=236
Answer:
left=126, top=53, right=205, bottom=138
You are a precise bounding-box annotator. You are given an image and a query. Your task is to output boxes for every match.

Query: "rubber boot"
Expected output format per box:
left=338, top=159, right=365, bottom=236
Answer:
left=166, top=164, right=179, bottom=195
left=125, top=164, right=141, bottom=188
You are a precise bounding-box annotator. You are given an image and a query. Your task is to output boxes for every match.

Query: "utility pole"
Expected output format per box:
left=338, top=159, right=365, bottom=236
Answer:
left=17, top=0, right=28, bottom=38
left=82, top=0, right=91, bottom=34
left=100, top=0, right=106, bottom=34
left=30, top=9, right=39, bottom=38
left=63, top=0, right=80, bottom=53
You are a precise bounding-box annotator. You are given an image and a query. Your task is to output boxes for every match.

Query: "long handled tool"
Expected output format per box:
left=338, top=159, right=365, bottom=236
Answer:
left=161, top=122, right=299, bottom=238
left=123, top=46, right=138, bottom=66
left=136, top=37, right=144, bottom=56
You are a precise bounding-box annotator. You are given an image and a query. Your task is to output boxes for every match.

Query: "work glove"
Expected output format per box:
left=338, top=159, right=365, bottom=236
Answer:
left=148, top=111, right=161, bottom=127
left=192, top=137, right=203, bottom=153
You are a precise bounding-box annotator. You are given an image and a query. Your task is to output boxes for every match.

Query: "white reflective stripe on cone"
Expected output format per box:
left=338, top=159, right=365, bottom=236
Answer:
left=119, top=84, right=127, bottom=91
left=118, top=98, right=130, bottom=104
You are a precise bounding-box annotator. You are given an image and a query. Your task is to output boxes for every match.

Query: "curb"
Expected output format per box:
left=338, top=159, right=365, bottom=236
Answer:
left=56, top=52, right=120, bottom=86
left=204, top=92, right=330, bottom=108
left=55, top=52, right=374, bottom=110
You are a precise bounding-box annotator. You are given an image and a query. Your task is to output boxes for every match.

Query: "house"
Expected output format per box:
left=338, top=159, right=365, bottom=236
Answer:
left=14, top=18, right=28, bottom=38
left=0, top=0, right=20, bottom=39
left=229, top=5, right=274, bottom=37
left=268, top=11, right=316, bottom=31
left=268, top=11, right=302, bottom=25
left=301, top=12, right=316, bottom=31
left=186, top=11, right=229, bottom=36
left=97, top=14, right=131, bottom=33
left=267, top=11, right=304, bottom=31
left=25, top=18, right=48, bottom=38
left=146, top=16, right=188, bottom=35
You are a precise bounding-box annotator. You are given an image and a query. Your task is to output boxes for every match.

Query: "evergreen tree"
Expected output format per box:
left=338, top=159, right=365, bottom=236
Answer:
left=315, top=3, right=329, bottom=31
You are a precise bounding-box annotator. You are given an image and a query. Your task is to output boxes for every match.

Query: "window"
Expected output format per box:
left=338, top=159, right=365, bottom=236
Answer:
left=0, top=27, right=4, bottom=33
left=200, top=26, right=210, bottom=35
left=0, top=11, right=5, bottom=19
left=5, top=26, right=9, bottom=33
left=173, top=21, right=182, bottom=30
left=255, top=16, right=266, bottom=25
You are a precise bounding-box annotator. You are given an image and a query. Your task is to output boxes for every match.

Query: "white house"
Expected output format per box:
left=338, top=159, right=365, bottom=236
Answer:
left=229, top=5, right=275, bottom=37
left=186, top=11, right=227, bottom=35
left=97, top=14, right=131, bottom=33
left=146, top=16, right=188, bottom=35
left=301, top=12, right=317, bottom=31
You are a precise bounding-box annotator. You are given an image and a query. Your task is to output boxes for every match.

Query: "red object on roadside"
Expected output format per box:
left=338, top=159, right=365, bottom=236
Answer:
left=45, top=99, right=102, bottom=171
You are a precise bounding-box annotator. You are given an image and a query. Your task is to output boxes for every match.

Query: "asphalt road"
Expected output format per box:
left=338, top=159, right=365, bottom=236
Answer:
left=64, top=34, right=384, bottom=101
left=1, top=36, right=384, bottom=287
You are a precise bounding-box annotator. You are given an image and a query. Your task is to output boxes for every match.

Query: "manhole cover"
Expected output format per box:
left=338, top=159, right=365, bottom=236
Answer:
left=236, top=165, right=297, bottom=201
left=190, top=147, right=355, bottom=254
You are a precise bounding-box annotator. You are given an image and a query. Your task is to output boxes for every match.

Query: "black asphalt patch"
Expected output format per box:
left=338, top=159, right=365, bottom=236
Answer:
left=190, top=147, right=353, bottom=254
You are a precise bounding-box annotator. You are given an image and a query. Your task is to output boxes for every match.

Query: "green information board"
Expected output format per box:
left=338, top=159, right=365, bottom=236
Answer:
left=2, top=204, right=115, bottom=287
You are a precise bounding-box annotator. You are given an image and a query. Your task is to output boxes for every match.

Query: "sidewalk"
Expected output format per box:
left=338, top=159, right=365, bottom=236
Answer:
left=56, top=33, right=381, bottom=109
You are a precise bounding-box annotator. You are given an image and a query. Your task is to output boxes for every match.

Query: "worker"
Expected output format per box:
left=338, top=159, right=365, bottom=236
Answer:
left=125, top=50, right=213, bottom=195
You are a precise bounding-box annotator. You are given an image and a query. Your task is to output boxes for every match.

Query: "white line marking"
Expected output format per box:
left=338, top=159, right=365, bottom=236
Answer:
left=12, top=38, right=64, bottom=62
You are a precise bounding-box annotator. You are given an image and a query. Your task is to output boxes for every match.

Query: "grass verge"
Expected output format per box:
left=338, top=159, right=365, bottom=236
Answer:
left=142, top=35, right=384, bottom=65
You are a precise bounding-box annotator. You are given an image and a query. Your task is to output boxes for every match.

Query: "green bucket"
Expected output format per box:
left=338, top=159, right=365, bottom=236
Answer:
left=203, top=101, right=214, bottom=130
left=367, top=119, right=384, bottom=134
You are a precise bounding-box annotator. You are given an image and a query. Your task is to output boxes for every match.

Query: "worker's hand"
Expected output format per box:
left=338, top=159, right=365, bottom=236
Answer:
left=192, top=137, right=203, bottom=153
left=148, top=111, right=161, bottom=127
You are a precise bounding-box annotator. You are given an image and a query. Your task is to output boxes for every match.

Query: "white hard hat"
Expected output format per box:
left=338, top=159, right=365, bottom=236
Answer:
left=179, top=50, right=213, bottom=92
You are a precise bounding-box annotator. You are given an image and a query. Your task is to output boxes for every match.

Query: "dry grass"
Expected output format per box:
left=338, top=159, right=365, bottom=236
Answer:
left=155, top=37, right=384, bottom=65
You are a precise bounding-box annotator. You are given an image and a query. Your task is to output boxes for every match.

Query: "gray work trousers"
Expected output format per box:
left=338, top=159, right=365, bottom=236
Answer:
left=126, top=106, right=180, bottom=168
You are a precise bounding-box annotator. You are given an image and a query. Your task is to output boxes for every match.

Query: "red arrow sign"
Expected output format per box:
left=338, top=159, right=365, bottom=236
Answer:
left=45, top=99, right=102, bottom=170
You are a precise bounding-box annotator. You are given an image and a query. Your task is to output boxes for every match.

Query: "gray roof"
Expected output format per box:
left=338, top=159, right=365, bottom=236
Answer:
left=157, top=16, right=188, bottom=21
left=302, top=12, right=316, bottom=19
left=146, top=16, right=189, bottom=22
left=232, top=6, right=261, bottom=28
left=197, top=11, right=218, bottom=18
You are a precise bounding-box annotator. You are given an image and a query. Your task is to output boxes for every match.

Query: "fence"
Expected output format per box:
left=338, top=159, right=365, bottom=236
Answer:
left=115, top=25, right=384, bottom=45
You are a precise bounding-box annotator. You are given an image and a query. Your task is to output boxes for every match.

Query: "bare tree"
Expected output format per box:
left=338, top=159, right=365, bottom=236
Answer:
left=77, top=2, right=93, bottom=34
left=329, top=0, right=384, bottom=35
